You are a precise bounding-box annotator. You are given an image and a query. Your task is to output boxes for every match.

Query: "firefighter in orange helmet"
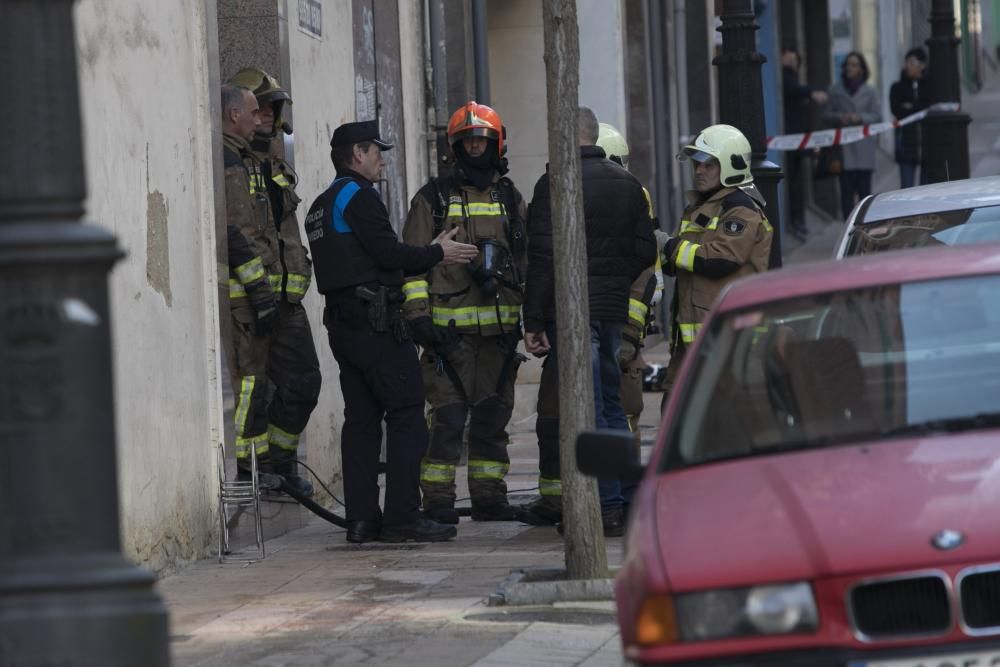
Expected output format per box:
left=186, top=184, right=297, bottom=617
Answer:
left=401, top=102, right=528, bottom=523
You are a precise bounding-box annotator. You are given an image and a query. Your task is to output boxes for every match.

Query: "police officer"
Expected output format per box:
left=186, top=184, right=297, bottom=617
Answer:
left=305, top=120, right=477, bottom=543
left=225, top=68, right=322, bottom=497
left=401, top=102, right=528, bottom=524
left=516, top=122, right=660, bottom=530
left=658, top=124, right=772, bottom=397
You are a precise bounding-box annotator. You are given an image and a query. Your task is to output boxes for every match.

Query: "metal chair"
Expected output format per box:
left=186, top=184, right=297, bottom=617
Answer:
left=217, top=440, right=265, bottom=563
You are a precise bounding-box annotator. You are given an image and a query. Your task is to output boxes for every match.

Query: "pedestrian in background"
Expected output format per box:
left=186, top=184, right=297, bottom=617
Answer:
left=890, top=47, right=929, bottom=188
left=781, top=47, right=828, bottom=240
left=824, top=51, right=882, bottom=220
left=522, top=107, right=656, bottom=537
left=304, top=120, right=477, bottom=544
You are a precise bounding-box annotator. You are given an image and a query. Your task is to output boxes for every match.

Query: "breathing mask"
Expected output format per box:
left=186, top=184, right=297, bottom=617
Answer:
left=467, top=239, right=511, bottom=298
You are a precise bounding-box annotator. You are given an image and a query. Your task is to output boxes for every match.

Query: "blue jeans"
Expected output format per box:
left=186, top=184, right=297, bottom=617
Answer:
left=589, top=321, right=629, bottom=511
left=543, top=320, right=631, bottom=511
left=899, top=161, right=917, bottom=189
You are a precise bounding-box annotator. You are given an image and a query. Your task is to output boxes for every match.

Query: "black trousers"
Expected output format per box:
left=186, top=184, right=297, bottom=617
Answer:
left=838, top=169, right=873, bottom=220
left=325, top=306, right=427, bottom=526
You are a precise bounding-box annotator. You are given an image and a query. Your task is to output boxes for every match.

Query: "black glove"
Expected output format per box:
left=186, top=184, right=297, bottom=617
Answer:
left=410, top=316, right=443, bottom=349
left=254, top=305, right=279, bottom=337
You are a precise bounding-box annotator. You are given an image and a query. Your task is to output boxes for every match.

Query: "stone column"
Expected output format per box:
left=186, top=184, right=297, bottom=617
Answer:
left=714, top=0, right=783, bottom=268
left=0, top=1, right=169, bottom=664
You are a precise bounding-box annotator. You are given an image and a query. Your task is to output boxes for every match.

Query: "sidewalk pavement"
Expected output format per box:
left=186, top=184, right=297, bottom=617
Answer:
left=162, top=391, right=666, bottom=667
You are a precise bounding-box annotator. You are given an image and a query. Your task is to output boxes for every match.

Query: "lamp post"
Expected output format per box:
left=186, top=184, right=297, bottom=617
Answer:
left=0, top=1, right=170, bottom=664
left=714, top=0, right=783, bottom=268
left=922, top=0, right=971, bottom=183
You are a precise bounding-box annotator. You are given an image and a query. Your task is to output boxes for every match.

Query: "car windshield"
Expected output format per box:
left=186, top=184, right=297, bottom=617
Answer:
left=667, top=274, right=1000, bottom=467
left=846, top=205, right=1000, bottom=255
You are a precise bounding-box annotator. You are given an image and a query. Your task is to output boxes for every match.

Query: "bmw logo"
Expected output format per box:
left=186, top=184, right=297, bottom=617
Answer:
left=931, top=529, right=965, bottom=551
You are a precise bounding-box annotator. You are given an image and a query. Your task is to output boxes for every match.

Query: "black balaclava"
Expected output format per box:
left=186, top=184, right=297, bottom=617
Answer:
left=454, top=140, right=505, bottom=190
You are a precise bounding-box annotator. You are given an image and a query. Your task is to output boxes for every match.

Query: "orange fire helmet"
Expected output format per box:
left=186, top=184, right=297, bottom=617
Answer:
left=447, top=101, right=506, bottom=156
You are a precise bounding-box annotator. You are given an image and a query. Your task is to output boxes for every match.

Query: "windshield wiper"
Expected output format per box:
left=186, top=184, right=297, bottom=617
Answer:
left=880, top=413, right=1000, bottom=438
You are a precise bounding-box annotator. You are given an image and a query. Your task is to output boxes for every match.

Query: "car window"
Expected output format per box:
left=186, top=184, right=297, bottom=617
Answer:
left=665, top=275, right=1000, bottom=468
left=845, top=205, right=1000, bottom=255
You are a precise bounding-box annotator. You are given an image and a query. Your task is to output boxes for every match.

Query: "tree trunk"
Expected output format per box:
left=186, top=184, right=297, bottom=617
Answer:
left=541, top=0, right=608, bottom=580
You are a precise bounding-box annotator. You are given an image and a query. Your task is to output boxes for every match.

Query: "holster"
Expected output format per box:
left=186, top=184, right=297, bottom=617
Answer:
left=356, top=285, right=388, bottom=332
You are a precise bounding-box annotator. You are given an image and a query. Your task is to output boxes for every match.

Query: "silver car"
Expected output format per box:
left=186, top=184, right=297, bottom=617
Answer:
left=834, top=175, right=1000, bottom=258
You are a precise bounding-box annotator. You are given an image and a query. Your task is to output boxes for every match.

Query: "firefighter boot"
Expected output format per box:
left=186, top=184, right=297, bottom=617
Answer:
left=273, top=459, right=314, bottom=498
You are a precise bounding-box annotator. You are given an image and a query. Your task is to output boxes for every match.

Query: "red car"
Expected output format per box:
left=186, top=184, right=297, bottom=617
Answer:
left=579, top=244, right=1000, bottom=666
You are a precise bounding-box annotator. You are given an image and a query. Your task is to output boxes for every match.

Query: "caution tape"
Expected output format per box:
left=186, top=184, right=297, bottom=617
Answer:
left=766, top=102, right=960, bottom=151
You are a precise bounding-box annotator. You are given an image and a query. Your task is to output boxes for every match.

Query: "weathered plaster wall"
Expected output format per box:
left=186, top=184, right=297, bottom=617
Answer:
left=286, top=1, right=357, bottom=496
left=487, top=0, right=629, bottom=197
left=399, top=0, right=432, bottom=202
left=74, top=0, right=222, bottom=572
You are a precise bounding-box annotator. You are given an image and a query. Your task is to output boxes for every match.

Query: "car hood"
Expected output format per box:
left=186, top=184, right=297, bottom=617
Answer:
left=654, top=431, right=1000, bottom=590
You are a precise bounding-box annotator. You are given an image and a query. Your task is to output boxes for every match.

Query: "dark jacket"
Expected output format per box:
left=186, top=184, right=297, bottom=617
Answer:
left=524, top=145, right=656, bottom=331
left=889, top=70, right=928, bottom=164
left=782, top=65, right=813, bottom=134
left=304, top=168, right=443, bottom=295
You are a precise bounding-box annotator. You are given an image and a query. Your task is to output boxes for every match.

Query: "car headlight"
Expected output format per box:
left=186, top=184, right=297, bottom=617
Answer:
left=674, top=583, right=818, bottom=641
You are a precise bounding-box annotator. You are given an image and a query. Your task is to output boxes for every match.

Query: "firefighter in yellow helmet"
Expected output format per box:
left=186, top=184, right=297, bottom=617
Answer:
left=401, top=102, right=528, bottom=524
left=658, top=124, right=772, bottom=397
left=516, top=122, right=662, bottom=528
left=224, top=68, right=321, bottom=496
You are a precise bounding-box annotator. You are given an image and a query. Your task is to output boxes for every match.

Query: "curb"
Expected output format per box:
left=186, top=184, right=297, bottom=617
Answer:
left=488, top=568, right=616, bottom=607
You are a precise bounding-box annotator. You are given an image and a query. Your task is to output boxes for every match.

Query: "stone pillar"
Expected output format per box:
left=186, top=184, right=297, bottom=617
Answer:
left=0, top=1, right=169, bottom=664
left=922, top=0, right=972, bottom=183
left=714, top=0, right=783, bottom=268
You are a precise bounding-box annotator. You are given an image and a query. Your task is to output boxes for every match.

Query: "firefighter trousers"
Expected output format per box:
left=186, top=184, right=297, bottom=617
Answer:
left=231, top=301, right=321, bottom=468
left=420, top=333, right=520, bottom=510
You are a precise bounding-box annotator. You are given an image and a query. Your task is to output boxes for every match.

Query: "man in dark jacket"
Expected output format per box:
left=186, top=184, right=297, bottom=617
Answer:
left=522, top=106, right=656, bottom=535
left=781, top=48, right=827, bottom=240
left=889, top=47, right=929, bottom=188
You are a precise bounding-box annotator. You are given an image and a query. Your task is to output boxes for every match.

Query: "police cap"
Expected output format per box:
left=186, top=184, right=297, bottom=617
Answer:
left=330, top=120, right=393, bottom=151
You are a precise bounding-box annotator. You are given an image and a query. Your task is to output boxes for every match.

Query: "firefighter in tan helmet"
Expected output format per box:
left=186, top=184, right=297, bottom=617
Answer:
left=224, top=68, right=321, bottom=496
left=658, top=124, right=772, bottom=399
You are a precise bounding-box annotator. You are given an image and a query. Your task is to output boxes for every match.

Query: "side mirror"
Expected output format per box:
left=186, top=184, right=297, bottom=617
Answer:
left=576, top=430, right=646, bottom=482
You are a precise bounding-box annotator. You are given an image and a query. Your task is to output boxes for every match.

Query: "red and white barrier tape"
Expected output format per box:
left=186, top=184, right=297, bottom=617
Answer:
left=765, top=102, right=960, bottom=151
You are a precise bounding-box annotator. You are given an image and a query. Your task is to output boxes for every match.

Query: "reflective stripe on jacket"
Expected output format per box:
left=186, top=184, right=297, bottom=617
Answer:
left=401, top=177, right=527, bottom=337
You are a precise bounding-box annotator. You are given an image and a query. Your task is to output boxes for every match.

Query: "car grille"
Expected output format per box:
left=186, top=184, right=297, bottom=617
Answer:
left=850, top=574, right=951, bottom=639
left=961, top=569, right=1000, bottom=630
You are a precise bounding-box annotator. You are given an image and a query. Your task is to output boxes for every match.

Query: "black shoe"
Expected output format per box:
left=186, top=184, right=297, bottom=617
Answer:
left=471, top=500, right=518, bottom=521
left=424, top=506, right=460, bottom=525
left=379, top=517, right=457, bottom=543
left=602, top=507, right=625, bottom=538
left=346, top=519, right=381, bottom=543
left=515, top=502, right=562, bottom=526
left=555, top=510, right=625, bottom=537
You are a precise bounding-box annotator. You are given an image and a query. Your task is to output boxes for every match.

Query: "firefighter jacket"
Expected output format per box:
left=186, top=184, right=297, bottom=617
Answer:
left=668, top=186, right=772, bottom=346
left=401, top=175, right=527, bottom=337
left=224, top=132, right=275, bottom=322
left=624, top=187, right=663, bottom=346
left=248, top=135, right=312, bottom=304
